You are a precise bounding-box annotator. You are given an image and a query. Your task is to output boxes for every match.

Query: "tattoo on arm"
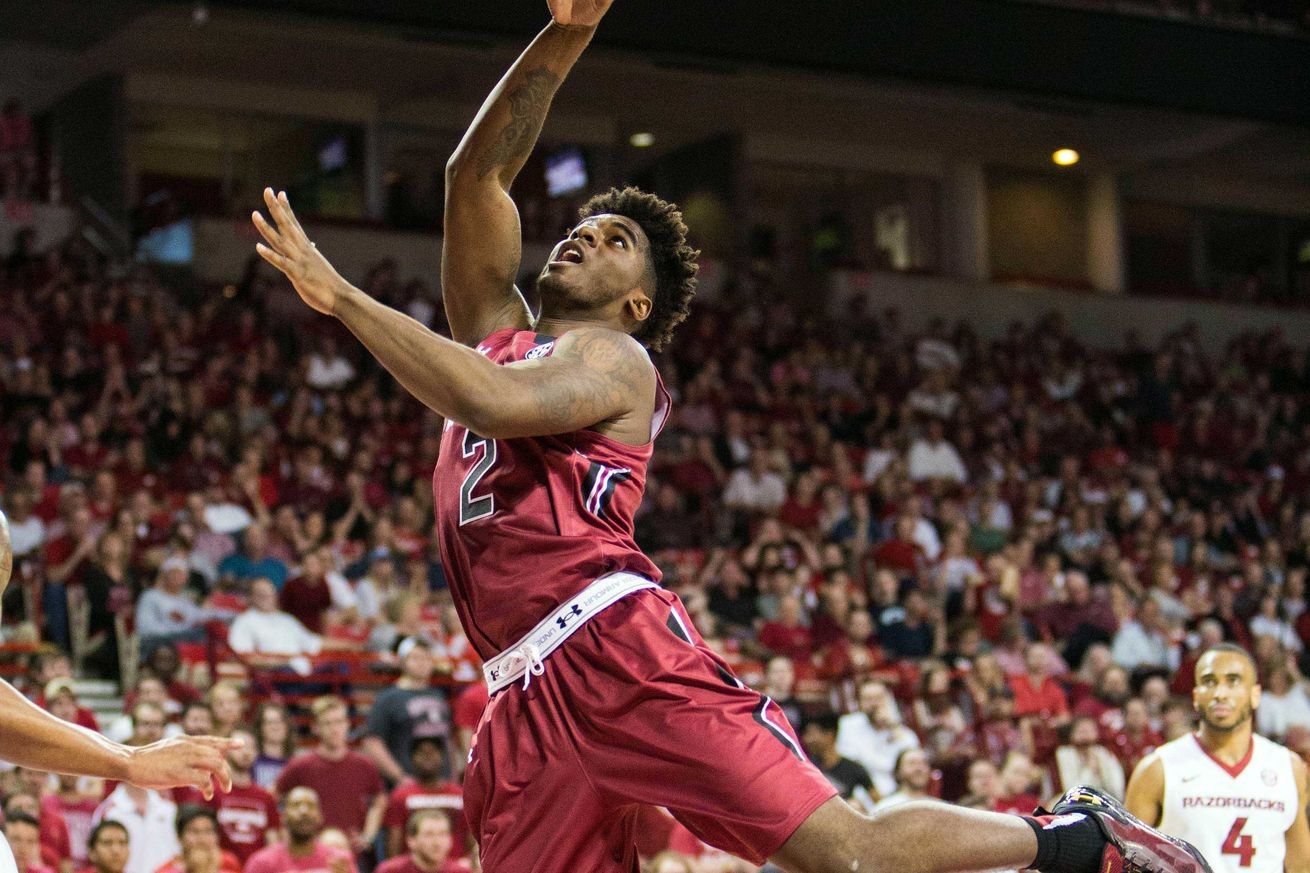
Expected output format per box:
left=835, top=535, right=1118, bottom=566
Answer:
left=519, top=331, right=651, bottom=433
left=475, top=68, right=562, bottom=183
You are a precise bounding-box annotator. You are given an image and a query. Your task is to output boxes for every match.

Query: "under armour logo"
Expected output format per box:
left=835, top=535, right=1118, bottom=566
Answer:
left=556, top=604, right=583, bottom=629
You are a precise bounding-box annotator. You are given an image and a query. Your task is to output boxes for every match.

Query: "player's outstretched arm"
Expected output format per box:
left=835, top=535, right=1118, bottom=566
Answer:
left=1123, top=753, right=1165, bottom=827
left=0, top=677, right=239, bottom=797
left=1285, top=754, right=1310, bottom=873
left=442, top=0, right=615, bottom=347
left=253, top=190, right=644, bottom=438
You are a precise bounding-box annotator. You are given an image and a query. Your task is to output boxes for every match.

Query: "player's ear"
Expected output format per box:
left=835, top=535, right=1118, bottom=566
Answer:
left=626, top=288, right=652, bottom=324
left=1250, top=682, right=1262, bottom=711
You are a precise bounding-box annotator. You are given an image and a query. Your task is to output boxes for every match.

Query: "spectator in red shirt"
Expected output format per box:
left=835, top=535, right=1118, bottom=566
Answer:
left=757, top=594, right=813, bottom=661
left=276, top=697, right=385, bottom=858
left=41, top=772, right=102, bottom=871
left=1071, top=664, right=1130, bottom=738
left=243, top=788, right=357, bottom=873
left=383, top=737, right=468, bottom=861
left=1008, top=642, right=1070, bottom=726
left=1108, top=697, right=1161, bottom=773
left=208, top=730, right=279, bottom=866
left=278, top=553, right=336, bottom=634
left=7, top=812, right=57, bottom=873
left=871, top=515, right=923, bottom=579
left=376, top=811, right=467, bottom=873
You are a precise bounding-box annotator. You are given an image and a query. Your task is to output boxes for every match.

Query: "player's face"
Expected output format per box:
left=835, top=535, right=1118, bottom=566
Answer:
left=1193, top=651, right=1261, bottom=733
left=538, top=214, right=652, bottom=316
left=409, top=817, right=452, bottom=867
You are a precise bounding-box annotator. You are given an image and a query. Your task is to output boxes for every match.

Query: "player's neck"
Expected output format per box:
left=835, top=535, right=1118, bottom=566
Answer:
left=1196, top=723, right=1254, bottom=764
left=535, top=314, right=620, bottom=337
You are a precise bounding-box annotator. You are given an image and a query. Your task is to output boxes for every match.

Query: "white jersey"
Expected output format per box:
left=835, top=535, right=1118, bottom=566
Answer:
left=1157, top=733, right=1297, bottom=873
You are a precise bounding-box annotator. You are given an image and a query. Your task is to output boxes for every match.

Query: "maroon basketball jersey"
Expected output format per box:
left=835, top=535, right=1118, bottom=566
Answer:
left=432, top=328, right=670, bottom=659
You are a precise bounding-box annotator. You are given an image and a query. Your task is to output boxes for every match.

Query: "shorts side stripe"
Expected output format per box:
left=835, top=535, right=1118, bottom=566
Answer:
left=754, top=696, right=804, bottom=760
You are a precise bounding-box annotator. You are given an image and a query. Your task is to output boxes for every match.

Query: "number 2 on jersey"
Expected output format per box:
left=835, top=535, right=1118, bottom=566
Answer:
left=1222, top=818, right=1255, bottom=868
left=460, top=431, right=497, bottom=525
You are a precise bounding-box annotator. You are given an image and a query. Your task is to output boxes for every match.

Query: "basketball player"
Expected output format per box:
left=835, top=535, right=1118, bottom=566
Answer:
left=0, top=510, right=238, bottom=873
left=1126, top=644, right=1310, bottom=873
left=249, top=3, right=1211, bottom=872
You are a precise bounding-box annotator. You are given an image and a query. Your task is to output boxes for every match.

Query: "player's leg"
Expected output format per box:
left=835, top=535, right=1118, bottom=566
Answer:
left=771, top=795, right=1039, bottom=873
left=772, top=786, right=1215, bottom=873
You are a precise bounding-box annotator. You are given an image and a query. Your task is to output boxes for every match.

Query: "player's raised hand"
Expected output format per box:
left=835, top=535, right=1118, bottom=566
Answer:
left=251, top=188, right=349, bottom=317
left=547, top=0, right=614, bottom=27
left=125, top=734, right=242, bottom=800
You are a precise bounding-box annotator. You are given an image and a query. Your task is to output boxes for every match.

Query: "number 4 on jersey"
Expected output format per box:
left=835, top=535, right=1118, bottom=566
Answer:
left=1222, top=818, right=1255, bottom=868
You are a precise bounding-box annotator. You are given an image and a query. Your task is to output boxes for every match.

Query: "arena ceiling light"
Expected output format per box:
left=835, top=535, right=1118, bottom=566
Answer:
left=1052, top=148, right=1080, bottom=166
left=629, top=132, right=655, bottom=148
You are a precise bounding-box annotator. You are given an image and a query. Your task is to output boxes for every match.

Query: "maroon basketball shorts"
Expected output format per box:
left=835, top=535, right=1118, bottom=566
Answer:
left=463, top=586, right=837, bottom=872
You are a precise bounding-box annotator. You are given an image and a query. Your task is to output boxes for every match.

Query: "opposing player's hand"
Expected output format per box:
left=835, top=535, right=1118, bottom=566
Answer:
left=125, top=735, right=242, bottom=801
left=0, top=509, right=12, bottom=599
left=547, top=0, right=613, bottom=27
left=252, top=188, right=348, bottom=317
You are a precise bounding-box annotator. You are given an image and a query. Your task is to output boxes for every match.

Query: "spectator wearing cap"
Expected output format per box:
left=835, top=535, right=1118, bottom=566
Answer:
left=383, top=737, right=469, bottom=862
left=135, top=557, right=237, bottom=660
left=362, top=637, right=453, bottom=785
left=44, top=677, right=101, bottom=734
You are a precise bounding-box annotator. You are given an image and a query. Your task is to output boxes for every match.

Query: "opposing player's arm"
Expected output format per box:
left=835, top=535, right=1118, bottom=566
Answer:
left=442, top=2, right=613, bottom=346
left=1124, top=752, right=1165, bottom=827
left=0, top=677, right=238, bottom=796
left=1285, top=754, right=1310, bottom=873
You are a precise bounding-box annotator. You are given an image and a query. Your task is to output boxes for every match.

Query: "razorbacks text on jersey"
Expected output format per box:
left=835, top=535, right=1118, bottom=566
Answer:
left=432, top=328, right=670, bottom=659
left=1157, top=733, right=1297, bottom=873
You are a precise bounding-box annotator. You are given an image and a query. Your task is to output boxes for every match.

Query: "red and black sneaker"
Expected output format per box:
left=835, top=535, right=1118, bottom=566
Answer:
left=1035, top=786, right=1213, bottom=873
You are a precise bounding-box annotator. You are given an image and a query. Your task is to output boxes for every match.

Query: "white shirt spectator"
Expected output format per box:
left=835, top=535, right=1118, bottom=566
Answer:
left=722, top=466, right=787, bottom=513
left=1256, top=685, right=1310, bottom=739
left=862, top=446, right=899, bottom=484
left=907, top=437, right=967, bottom=484
left=835, top=714, right=922, bottom=798
left=1250, top=615, right=1303, bottom=653
left=912, top=517, right=942, bottom=562
left=135, top=588, right=235, bottom=638
left=8, top=514, right=44, bottom=557
left=1054, top=744, right=1125, bottom=799
left=93, top=785, right=180, bottom=873
left=1111, top=620, right=1178, bottom=672
left=324, top=569, right=359, bottom=611
left=306, top=351, right=356, bottom=390
left=228, top=609, right=323, bottom=656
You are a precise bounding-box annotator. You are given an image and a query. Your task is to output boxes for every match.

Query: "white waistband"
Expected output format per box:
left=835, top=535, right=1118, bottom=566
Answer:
left=483, top=572, right=658, bottom=694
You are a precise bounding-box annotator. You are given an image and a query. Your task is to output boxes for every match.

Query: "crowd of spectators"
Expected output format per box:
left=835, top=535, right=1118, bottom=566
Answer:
left=5, top=224, right=1310, bottom=873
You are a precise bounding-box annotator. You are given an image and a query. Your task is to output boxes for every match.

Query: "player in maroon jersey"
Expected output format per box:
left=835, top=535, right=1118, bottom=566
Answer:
left=251, top=4, right=1213, bottom=873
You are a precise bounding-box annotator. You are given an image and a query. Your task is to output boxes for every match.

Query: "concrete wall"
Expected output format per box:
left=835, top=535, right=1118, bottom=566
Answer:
left=830, top=268, right=1310, bottom=350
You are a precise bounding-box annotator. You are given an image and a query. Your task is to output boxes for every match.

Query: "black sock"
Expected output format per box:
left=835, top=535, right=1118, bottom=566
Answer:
left=1024, top=814, right=1107, bottom=873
